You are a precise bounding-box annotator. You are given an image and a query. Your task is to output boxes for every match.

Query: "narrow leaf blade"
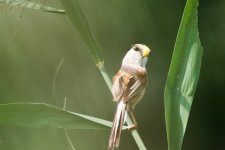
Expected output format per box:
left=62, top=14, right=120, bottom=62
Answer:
left=164, top=0, right=203, bottom=150
left=0, top=102, right=111, bottom=129
left=60, top=0, right=103, bottom=64
left=0, top=0, right=65, bottom=14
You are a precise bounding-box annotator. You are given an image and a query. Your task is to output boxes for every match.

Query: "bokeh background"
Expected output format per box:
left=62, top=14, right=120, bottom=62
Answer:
left=0, top=0, right=224, bottom=150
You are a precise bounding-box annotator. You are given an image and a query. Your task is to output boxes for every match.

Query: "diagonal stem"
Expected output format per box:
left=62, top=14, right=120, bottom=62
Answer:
left=63, top=98, right=76, bottom=150
left=126, top=113, right=147, bottom=150
left=96, top=61, right=112, bottom=91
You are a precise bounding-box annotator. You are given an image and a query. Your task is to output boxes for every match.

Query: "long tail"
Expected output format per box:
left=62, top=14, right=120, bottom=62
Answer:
left=108, top=101, right=127, bottom=149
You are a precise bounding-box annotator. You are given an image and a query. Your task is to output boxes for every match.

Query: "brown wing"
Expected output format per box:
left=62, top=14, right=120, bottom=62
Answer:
left=112, top=69, right=147, bottom=104
left=112, top=71, right=124, bottom=102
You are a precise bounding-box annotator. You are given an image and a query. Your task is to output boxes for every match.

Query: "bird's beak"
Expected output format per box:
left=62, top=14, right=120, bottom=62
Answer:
left=142, top=49, right=150, bottom=57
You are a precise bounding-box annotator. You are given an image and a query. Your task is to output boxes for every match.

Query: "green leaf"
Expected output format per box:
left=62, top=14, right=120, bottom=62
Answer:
left=0, top=0, right=65, bottom=14
left=60, top=0, right=103, bottom=64
left=164, top=0, right=203, bottom=150
left=0, top=102, right=112, bottom=129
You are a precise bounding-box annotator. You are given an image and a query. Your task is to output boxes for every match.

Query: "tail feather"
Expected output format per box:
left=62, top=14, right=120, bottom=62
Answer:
left=108, top=101, right=127, bottom=149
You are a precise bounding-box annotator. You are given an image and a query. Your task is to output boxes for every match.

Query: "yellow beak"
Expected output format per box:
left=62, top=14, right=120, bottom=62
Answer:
left=142, top=49, right=150, bottom=57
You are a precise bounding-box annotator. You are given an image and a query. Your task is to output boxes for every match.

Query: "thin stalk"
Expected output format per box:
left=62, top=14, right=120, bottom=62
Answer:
left=64, top=129, right=76, bottom=150
left=126, top=113, right=147, bottom=150
left=96, top=61, right=112, bottom=91
left=97, top=61, right=147, bottom=149
left=63, top=98, right=76, bottom=150
left=52, top=58, right=65, bottom=103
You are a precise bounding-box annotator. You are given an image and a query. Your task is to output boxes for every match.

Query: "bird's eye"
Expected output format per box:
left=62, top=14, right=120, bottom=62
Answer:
left=133, top=46, right=141, bottom=51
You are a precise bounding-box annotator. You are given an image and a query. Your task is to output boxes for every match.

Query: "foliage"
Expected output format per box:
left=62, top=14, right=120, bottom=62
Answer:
left=164, top=0, right=202, bottom=149
left=0, top=0, right=65, bottom=14
left=0, top=102, right=112, bottom=129
left=0, top=0, right=203, bottom=149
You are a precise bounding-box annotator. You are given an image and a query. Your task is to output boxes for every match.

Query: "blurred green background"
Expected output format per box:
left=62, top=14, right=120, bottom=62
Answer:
left=0, top=0, right=224, bottom=150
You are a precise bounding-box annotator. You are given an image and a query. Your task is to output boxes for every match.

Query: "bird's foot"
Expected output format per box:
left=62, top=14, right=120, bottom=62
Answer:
left=127, top=124, right=138, bottom=131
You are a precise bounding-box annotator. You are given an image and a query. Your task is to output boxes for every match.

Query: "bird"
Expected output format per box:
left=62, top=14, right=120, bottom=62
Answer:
left=108, top=44, right=150, bottom=149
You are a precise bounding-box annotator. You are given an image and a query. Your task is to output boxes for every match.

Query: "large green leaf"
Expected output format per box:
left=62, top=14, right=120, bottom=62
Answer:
left=164, top=0, right=203, bottom=150
left=60, top=0, right=103, bottom=64
left=0, top=0, right=65, bottom=14
left=0, top=102, right=111, bottom=129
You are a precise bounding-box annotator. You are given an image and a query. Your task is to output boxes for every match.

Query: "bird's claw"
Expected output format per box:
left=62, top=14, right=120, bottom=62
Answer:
left=127, top=124, right=138, bottom=131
